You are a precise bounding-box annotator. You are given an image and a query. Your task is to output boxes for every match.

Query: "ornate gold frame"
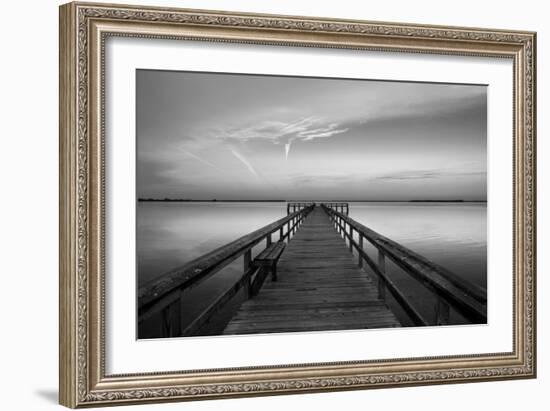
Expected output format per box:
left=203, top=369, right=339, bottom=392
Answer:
left=59, top=2, right=536, bottom=408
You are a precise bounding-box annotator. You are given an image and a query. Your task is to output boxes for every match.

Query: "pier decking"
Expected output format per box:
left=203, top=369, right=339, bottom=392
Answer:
left=223, top=207, right=400, bottom=334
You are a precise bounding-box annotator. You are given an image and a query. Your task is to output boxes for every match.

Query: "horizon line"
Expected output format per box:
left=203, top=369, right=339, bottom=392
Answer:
left=137, top=198, right=487, bottom=203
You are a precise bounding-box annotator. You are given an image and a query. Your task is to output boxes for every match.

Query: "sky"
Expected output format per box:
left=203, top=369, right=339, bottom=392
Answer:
left=136, top=70, right=487, bottom=201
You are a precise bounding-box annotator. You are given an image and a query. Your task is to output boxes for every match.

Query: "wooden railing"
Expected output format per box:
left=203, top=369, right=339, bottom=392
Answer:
left=138, top=204, right=315, bottom=338
left=323, top=202, right=349, bottom=216
left=321, top=204, right=487, bottom=326
left=286, top=202, right=315, bottom=215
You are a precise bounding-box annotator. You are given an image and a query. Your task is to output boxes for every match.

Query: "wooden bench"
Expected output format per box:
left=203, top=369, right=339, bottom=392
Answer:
left=249, top=241, right=286, bottom=297
left=255, top=241, right=286, bottom=281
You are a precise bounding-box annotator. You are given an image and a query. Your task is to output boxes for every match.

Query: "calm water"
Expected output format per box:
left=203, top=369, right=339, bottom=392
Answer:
left=138, top=202, right=486, bottom=335
left=349, top=203, right=486, bottom=288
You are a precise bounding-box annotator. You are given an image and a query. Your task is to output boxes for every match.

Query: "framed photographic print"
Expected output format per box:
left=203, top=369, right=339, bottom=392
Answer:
left=59, top=1, right=537, bottom=408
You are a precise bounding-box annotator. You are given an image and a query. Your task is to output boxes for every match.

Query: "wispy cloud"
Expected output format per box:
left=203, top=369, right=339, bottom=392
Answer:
left=290, top=174, right=354, bottom=185
left=296, top=123, right=349, bottom=141
left=375, top=169, right=487, bottom=181
left=180, top=149, right=223, bottom=172
left=285, top=142, right=290, bottom=160
left=217, top=116, right=347, bottom=143
left=210, top=116, right=349, bottom=160
left=229, top=147, right=260, bottom=180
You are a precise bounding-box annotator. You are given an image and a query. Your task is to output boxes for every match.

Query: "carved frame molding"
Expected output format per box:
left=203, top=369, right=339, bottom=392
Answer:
left=59, top=2, right=536, bottom=407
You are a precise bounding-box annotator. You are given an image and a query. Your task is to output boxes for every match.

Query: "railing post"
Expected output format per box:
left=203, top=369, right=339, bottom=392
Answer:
left=244, top=249, right=251, bottom=272
left=349, top=226, right=353, bottom=251
left=160, top=300, right=181, bottom=338
left=266, top=233, right=272, bottom=247
left=377, top=250, right=386, bottom=301
left=435, top=298, right=451, bottom=325
left=279, top=226, right=283, bottom=241
left=159, top=306, right=170, bottom=338
left=161, top=306, right=170, bottom=338
left=358, top=235, right=364, bottom=268
left=244, top=249, right=252, bottom=297
left=342, top=220, right=346, bottom=238
left=178, top=289, right=187, bottom=335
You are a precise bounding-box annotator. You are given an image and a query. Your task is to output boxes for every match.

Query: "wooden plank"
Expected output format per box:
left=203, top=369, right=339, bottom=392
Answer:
left=223, top=206, right=400, bottom=335
left=224, top=320, right=400, bottom=335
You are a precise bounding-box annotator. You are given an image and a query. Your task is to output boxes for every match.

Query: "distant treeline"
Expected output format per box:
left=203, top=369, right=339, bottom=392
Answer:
left=138, top=198, right=486, bottom=203
left=138, top=198, right=286, bottom=202
left=408, top=200, right=488, bottom=202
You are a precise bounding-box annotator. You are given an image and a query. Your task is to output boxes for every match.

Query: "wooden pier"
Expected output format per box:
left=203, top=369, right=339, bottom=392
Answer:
left=138, top=203, right=487, bottom=338
left=223, top=206, right=399, bottom=334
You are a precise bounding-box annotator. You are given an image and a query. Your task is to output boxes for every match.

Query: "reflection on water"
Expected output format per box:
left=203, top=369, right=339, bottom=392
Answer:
left=349, top=203, right=486, bottom=288
left=138, top=202, right=286, bottom=286
left=137, top=202, right=486, bottom=335
left=347, top=202, right=486, bottom=325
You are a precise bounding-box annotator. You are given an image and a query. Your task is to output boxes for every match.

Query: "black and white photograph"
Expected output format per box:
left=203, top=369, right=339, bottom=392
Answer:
left=137, top=70, right=488, bottom=339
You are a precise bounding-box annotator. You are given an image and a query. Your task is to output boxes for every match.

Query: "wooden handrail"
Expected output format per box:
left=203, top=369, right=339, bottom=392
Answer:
left=286, top=202, right=315, bottom=215
left=323, top=202, right=349, bottom=216
left=138, top=204, right=314, bottom=333
left=321, top=204, right=487, bottom=325
left=180, top=264, right=260, bottom=336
